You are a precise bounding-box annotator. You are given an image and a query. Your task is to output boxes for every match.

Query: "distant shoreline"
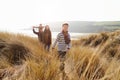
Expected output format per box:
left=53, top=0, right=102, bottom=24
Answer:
left=0, top=30, right=95, bottom=40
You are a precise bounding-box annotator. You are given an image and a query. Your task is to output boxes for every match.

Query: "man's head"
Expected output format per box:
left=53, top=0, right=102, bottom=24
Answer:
left=62, top=23, right=69, bottom=32
left=39, top=24, right=44, bottom=32
left=39, top=24, right=42, bottom=27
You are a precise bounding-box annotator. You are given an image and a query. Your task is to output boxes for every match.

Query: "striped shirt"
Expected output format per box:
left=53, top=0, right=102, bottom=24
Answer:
left=52, top=32, right=71, bottom=51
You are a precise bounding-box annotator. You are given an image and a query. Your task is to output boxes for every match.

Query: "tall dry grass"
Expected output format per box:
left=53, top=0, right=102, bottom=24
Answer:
left=0, top=30, right=120, bottom=80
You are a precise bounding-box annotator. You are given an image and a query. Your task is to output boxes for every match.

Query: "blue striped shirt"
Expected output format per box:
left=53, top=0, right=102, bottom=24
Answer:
left=52, top=32, right=71, bottom=51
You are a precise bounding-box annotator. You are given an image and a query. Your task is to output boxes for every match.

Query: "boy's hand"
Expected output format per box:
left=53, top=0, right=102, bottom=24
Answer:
left=67, top=48, right=70, bottom=50
left=67, top=48, right=70, bottom=52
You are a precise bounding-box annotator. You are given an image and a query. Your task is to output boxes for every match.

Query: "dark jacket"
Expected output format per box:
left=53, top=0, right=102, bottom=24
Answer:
left=43, top=30, right=52, bottom=45
left=33, top=28, right=44, bottom=43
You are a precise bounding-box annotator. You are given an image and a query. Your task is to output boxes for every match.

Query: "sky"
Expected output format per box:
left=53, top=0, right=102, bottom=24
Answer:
left=0, top=0, right=120, bottom=31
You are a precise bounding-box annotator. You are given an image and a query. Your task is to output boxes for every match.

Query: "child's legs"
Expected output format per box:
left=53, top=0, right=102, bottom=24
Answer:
left=58, top=51, right=66, bottom=61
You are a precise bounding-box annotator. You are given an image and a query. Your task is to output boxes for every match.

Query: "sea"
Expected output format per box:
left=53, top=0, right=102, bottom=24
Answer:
left=0, top=27, right=93, bottom=40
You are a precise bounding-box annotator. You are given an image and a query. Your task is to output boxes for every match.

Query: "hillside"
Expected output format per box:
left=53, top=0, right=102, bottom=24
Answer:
left=47, top=21, right=120, bottom=33
left=0, top=30, right=120, bottom=80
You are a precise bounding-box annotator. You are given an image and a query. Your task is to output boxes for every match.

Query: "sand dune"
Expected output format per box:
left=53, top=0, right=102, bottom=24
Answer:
left=0, top=30, right=120, bottom=80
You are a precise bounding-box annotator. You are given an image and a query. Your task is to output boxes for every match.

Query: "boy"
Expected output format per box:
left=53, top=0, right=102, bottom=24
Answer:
left=52, top=23, right=71, bottom=59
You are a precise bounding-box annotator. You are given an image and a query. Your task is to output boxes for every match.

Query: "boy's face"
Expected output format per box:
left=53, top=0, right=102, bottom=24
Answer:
left=63, top=25, right=69, bottom=32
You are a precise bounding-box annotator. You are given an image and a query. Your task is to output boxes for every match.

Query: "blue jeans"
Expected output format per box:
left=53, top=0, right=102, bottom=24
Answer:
left=58, top=51, right=66, bottom=58
left=44, top=44, right=51, bottom=51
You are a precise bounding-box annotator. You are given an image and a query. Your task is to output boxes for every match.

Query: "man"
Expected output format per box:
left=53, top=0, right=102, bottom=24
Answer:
left=52, top=23, right=71, bottom=59
left=33, top=24, right=44, bottom=43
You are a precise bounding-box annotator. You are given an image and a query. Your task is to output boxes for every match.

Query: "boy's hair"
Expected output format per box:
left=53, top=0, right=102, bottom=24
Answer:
left=62, top=23, right=69, bottom=27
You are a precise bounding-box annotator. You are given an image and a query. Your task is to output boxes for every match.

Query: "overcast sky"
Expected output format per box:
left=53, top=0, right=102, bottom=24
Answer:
left=0, top=0, right=120, bottom=31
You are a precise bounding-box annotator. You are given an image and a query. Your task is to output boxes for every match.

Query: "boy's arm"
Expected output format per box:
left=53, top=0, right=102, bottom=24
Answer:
left=52, top=33, right=59, bottom=48
left=68, top=33, right=71, bottom=49
left=68, top=42, right=71, bottom=49
left=49, top=31, right=52, bottom=44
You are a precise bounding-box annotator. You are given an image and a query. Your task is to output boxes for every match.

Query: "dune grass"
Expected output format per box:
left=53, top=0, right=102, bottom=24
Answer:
left=0, top=30, right=120, bottom=80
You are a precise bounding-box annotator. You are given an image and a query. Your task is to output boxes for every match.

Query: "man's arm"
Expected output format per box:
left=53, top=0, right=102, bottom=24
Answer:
left=33, top=26, right=39, bottom=34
